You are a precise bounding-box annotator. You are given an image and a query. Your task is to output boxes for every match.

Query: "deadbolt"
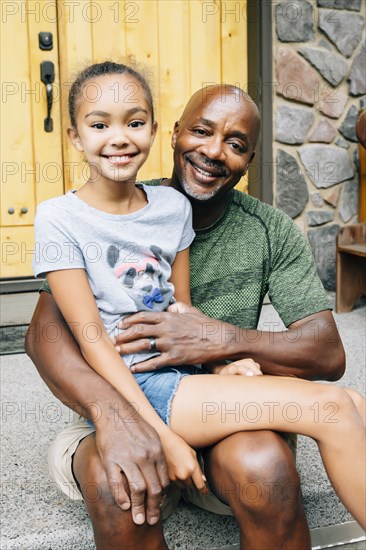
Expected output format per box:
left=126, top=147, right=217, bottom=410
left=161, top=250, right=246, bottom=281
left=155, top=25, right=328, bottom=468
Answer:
left=39, top=32, right=53, bottom=51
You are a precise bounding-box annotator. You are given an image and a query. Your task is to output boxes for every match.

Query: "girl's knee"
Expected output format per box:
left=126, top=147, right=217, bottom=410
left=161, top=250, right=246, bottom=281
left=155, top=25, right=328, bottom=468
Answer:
left=317, top=385, right=361, bottom=434
left=318, top=384, right=352, bottom=410
left=343, top=388, right=365, bottom=415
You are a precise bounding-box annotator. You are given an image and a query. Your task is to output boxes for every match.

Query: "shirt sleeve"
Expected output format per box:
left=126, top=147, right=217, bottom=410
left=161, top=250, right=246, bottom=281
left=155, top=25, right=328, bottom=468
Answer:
left=33, top=202, right=85, bottom=278
left=268, top=215, right=331, bottom=327
left=177, top=196, right=195, bottom=251
left=39, top=278, right=51, bottom=293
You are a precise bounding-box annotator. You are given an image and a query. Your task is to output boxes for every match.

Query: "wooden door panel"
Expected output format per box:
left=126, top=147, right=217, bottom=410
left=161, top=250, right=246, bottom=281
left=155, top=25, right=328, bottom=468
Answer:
left=221, top=1, right=248, bottom=192
left=27, top=0, right=64, bottom=205
left=1, top=1, right=35, bottom=227
left=124, top=0, right=161, bottom=180
left=1, top=0, right=63, bottom=277
left=57, top=0, right=93, bottom=192
left=1, top=226, right=35, bottom=278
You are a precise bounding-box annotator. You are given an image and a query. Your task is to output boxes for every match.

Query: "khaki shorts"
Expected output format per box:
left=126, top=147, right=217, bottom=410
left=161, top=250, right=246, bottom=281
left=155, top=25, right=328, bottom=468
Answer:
left=48, top=414, right=296, bottom=519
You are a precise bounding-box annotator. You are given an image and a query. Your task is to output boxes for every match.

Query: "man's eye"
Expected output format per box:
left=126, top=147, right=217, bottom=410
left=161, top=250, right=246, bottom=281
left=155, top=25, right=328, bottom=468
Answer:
left=193, top=128, right=207, bottom=136
left=229, top=142, right=245, bottom=153
left=91, top=122, right=107, bottom=130
left=129, top=120, right=145, bottom=128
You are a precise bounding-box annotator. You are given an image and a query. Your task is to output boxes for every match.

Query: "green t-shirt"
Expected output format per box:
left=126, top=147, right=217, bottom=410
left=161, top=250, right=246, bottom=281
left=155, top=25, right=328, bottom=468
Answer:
left=189, top=189, right=330, bottom=328
left=40, top=179, right=330, bottom=328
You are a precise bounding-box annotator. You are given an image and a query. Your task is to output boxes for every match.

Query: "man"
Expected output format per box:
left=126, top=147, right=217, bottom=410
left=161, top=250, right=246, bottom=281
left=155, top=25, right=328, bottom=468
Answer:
left=26, top=85, right=345, bottom=550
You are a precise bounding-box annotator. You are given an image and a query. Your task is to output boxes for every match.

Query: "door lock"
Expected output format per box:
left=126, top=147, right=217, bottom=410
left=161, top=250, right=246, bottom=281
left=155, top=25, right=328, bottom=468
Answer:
left=39, top=32, right=53, bottom=51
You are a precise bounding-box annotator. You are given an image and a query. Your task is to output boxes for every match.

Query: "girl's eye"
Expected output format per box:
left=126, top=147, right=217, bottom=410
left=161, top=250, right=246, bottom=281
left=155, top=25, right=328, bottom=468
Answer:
left=91, top=122, right=107, bottom=130
left=129, top=120, right=145, bottom=128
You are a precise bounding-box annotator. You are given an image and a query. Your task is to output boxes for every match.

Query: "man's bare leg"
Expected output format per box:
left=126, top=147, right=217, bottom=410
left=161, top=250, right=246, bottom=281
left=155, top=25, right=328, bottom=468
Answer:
left=72, top=434, right=169, bottom=550
left=204, top=432, right=311, bottom=550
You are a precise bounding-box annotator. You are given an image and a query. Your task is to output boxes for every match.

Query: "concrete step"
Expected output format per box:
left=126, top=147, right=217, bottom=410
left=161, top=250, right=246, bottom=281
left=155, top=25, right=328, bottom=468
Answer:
left=1, top=301, right=365, bottom=549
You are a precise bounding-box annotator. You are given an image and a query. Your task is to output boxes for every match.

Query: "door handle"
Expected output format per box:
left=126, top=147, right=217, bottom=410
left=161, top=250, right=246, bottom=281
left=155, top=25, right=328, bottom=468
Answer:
left=41, top=61, right=55, bottom=132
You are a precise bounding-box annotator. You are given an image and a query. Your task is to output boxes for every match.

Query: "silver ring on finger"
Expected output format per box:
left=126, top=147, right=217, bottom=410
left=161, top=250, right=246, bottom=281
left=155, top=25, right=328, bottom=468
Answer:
left=149, top=337, right=158, bottom=353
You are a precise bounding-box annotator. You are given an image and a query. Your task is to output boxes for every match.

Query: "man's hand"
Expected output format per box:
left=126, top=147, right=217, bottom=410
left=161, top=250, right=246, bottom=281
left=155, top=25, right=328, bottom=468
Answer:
left=115, top=304, right=224, bottom=373
left=95, top=407, right=170, bottom=526
left=25, top=292, right=170, bottom=526
left=115, top=306, right=345, bottom=381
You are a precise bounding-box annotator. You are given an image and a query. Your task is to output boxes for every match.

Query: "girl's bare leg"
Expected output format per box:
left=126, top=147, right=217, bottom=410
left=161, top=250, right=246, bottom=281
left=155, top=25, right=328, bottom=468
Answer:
left=170, top=375, right=366, bottom=529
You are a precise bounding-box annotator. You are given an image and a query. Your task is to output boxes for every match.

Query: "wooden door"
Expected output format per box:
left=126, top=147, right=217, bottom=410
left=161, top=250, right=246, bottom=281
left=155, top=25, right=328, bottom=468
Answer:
left=1, top=0, right=64, bottom=277
left=1, top=0, right=248, bottom=279
left=57, top=0, right=248, bottom=191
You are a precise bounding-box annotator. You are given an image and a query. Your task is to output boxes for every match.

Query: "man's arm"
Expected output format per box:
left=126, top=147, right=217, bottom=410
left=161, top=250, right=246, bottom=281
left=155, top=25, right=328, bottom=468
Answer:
left=25, top=291, right=170, bottom=525
left=115, top=307, right=345, bottom=381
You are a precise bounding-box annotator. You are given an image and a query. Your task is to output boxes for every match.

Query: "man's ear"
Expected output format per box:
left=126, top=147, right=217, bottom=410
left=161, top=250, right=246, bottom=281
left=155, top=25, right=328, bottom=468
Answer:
left=67, top=127, right=83, bottom=152
left=248, top=151, right=256, bottom=165
left=243, top=152, right=256, bottom=176
left=171, top=121, right=179, bottom=149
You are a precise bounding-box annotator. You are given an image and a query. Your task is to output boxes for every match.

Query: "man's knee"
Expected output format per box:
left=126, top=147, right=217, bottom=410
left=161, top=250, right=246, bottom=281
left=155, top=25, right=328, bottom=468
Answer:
left=71, top=434, right=117, bottom=517
left=206, top=431, right=301, bottom=510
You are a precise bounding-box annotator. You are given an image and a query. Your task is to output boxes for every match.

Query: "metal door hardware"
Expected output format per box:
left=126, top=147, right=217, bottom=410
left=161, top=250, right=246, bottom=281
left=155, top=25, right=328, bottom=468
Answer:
left=39, top=32, right=53, bottom=50
left=41, top=61, right=55, bottom=132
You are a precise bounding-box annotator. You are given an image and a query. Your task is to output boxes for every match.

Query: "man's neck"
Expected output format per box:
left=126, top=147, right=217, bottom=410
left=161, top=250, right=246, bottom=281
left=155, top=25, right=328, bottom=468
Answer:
left=167, top=175, right=229, bottom=231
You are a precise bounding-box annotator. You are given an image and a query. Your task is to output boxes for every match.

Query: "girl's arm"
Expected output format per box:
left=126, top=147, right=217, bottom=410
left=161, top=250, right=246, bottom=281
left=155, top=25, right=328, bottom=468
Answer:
left=169, top=250, right=221, bottom=370
left=46, top=268, right=206, bottom=492
left=169, top=249, right=261, bottom=377
left=169, top=248, right=192, bottom=305
left=47, top=269, right=172, bottom=433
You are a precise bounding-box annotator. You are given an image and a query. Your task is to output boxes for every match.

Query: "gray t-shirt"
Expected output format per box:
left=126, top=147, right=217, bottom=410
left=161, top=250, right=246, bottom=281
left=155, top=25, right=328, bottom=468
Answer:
left=33, top=184, right=194, bottom=366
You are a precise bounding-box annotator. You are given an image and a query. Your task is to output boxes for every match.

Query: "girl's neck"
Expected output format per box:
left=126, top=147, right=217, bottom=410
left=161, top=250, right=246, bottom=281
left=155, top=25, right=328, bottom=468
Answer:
left=75, top=179, right=148, bottom=215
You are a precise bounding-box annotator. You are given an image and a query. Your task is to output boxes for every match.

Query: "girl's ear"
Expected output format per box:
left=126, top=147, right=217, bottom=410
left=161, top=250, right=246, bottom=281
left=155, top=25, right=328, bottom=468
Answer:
left=150, top=120, right=158, bottom=146
left=67, top=127, right=84, bottom=152
left=171, top=121, right=179, bottom=149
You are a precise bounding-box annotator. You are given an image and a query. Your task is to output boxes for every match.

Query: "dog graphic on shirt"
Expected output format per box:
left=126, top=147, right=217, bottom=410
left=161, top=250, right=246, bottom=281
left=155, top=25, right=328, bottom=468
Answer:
left=106, top=244, right=173, bottom=311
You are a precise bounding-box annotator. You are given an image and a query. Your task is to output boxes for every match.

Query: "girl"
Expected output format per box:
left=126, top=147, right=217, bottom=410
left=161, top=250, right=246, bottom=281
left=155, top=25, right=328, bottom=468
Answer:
left=33, top=61, right=366, bottom=530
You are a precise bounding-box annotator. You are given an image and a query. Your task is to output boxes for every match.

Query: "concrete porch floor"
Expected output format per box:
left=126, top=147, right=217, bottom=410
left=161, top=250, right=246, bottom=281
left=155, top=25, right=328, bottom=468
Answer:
left=1, top=293, right=365, bottom=549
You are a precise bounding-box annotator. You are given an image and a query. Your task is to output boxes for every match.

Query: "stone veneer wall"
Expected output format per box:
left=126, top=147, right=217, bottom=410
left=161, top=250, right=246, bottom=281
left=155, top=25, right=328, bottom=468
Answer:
left=273, top=0, right=365, bottom=289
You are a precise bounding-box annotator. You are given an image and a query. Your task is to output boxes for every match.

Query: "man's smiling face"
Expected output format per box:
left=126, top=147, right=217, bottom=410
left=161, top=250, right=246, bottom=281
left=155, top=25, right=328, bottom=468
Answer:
left=171, top=86, right=260, bottom=202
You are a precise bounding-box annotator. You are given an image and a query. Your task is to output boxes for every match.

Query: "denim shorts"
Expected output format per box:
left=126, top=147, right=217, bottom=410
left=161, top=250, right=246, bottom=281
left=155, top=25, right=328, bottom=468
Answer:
left=87, top=365, right=199, bottom=429
left=134, top=365, right=199, bottom=425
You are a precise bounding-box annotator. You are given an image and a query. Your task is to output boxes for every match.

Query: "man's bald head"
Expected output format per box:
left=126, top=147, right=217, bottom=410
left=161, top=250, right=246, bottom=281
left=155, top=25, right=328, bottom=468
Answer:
left=179, top=84, right=261, bottom=155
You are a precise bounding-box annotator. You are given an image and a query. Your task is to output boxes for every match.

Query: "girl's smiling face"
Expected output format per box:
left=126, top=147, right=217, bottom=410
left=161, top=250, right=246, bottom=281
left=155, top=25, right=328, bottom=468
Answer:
left=68, top=73, right=157, bottom=186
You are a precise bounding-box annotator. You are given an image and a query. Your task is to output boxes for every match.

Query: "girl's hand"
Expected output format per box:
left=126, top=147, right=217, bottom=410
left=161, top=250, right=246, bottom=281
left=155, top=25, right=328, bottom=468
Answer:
left=160, top=431, right=208, bottom=493
left=207, top=358, right=263, bottom=377
left=167, top=301, right=192, bottom=314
